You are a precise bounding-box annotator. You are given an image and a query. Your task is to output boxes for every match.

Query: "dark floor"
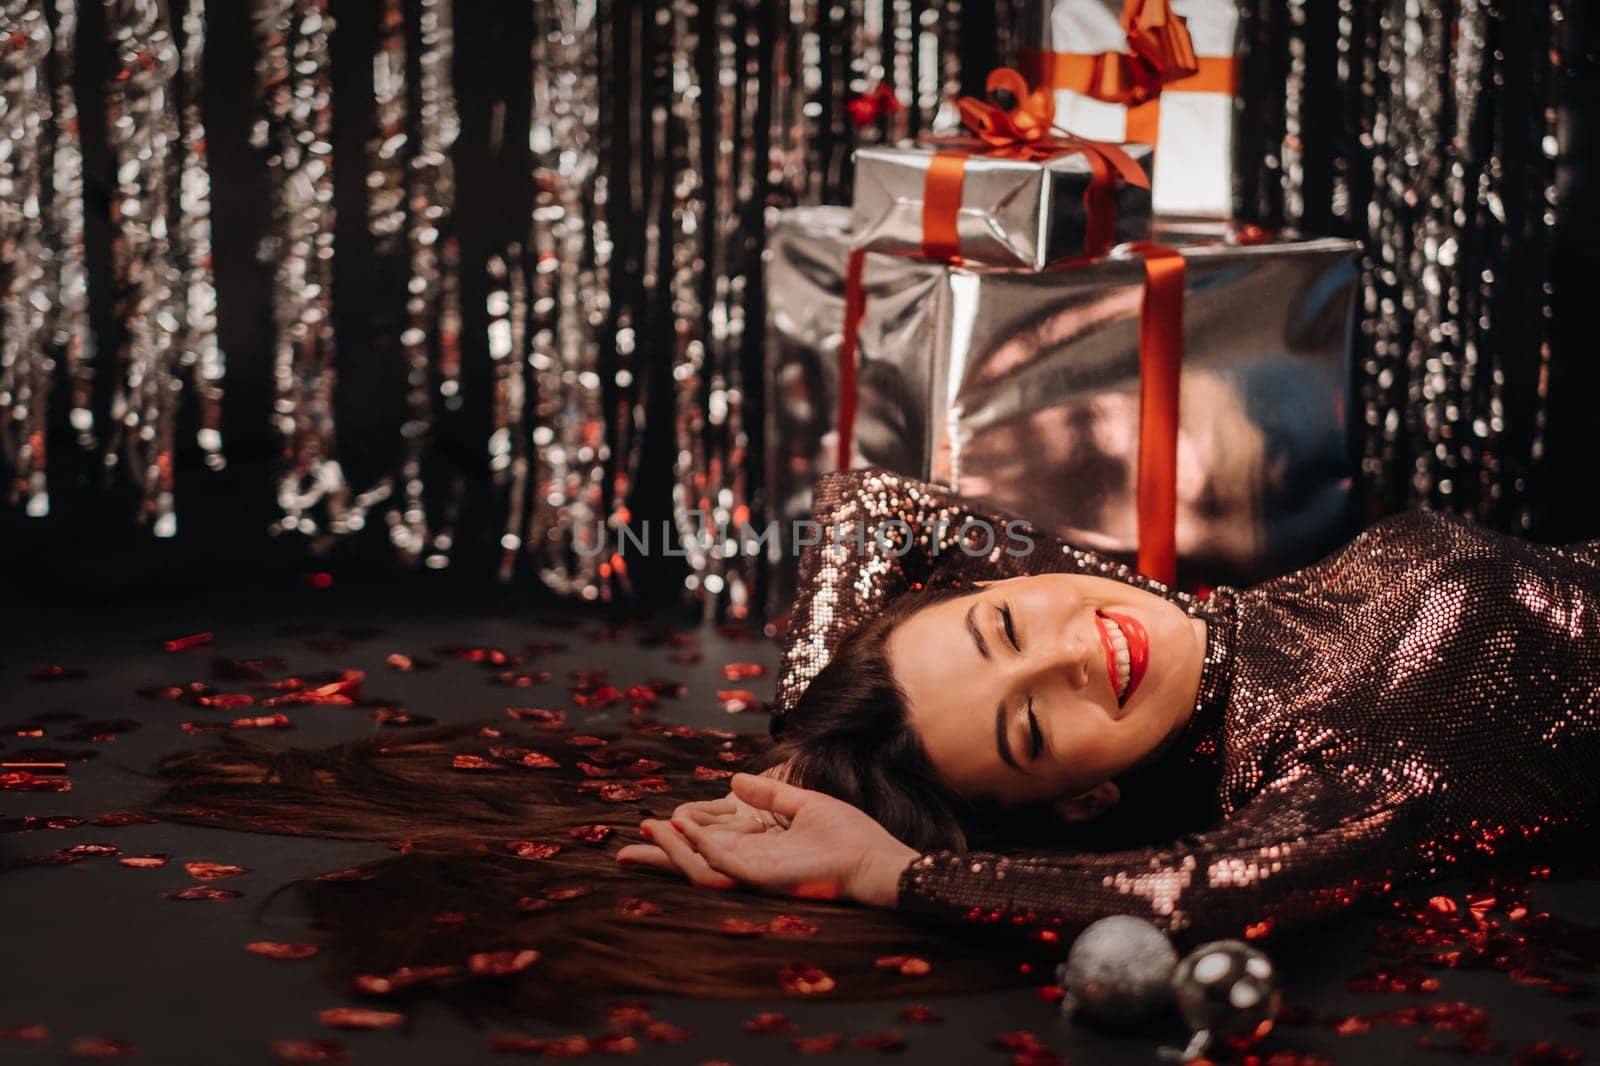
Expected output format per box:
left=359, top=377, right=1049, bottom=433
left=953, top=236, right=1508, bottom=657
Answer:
left=1, top=596, right=1597, bottom=1066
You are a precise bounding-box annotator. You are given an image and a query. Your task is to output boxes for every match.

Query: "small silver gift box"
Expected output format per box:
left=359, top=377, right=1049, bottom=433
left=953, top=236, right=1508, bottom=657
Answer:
left=851, top=141, right=1155, bottom=270
left=762, top=205, right=1361, bottom=614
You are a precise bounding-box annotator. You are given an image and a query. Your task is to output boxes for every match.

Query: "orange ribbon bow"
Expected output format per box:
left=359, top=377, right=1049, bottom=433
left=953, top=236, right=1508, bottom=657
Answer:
left=919, top=67, right=1150, bottom=262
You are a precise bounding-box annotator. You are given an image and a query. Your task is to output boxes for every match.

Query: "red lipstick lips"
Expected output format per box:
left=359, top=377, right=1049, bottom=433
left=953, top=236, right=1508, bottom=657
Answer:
left=1095, top=609, right=1150, bottom=708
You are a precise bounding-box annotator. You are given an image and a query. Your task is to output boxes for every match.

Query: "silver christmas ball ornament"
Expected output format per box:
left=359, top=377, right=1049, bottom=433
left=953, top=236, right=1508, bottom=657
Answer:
left=1169, top=939, right=1281, bottom=1061
left=1055, top=915, right=1179, bottom=1025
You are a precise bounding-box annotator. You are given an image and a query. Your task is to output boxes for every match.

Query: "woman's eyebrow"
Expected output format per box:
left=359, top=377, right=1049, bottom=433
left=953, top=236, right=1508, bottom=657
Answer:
left=994, top=701, right=1022, bottom=771
left=966, top=602, right=991, bottom=660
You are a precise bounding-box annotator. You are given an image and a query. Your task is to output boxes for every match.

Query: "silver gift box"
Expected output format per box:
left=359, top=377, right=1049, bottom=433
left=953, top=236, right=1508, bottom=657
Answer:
left=762, top=205, right=1360, bottom=614
left=851, top=142, right=1155, bottom=270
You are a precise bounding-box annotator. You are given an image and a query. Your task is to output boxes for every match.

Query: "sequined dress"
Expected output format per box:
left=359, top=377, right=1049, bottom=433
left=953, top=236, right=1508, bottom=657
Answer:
left=774, top=470, right=1600, bottom=941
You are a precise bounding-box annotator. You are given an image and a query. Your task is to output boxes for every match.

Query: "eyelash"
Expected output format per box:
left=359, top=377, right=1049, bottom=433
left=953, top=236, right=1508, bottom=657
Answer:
left=1000, top=603, right=1020, bottom=651
left=1027, top=700, right=1043, bottom=760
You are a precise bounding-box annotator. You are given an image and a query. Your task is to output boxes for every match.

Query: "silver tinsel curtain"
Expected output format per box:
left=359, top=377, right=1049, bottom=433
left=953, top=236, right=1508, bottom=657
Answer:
left=0, top=0, right=1589, bottom=610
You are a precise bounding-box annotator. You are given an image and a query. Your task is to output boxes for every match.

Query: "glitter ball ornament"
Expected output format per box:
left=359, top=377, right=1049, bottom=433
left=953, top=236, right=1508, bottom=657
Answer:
left=1055, top=915, right=1178, bottom=1025
left=1168, top=940, right=1281, bottom=1061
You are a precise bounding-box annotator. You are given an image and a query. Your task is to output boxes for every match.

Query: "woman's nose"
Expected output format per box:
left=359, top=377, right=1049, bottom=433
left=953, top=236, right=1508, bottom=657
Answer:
left=1024, top=630, right=1094, bottom=689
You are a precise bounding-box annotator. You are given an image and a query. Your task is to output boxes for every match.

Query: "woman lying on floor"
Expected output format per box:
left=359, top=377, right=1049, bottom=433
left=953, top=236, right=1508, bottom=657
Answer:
left=156, top=468, right=1600, bottom=1004
left=621, top=469, right=1600, bottom=942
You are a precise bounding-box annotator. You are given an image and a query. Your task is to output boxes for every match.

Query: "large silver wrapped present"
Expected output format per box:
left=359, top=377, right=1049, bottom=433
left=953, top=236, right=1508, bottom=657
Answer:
left=761, top=205, right=1360, bottom=614
left=1019, top=0, right=1239, bottom=218
left=850, top=140, right=1155, bottom=270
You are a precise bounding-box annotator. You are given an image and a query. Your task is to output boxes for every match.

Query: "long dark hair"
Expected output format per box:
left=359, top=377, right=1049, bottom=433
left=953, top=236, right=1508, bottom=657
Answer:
left=151, top=720, right=1050, bottom=1016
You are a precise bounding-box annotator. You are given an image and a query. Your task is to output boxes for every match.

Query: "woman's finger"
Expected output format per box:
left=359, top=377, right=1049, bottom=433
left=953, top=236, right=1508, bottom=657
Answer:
left=677, top=806, right=767, bottom=833
left=671, top=795, right=736, bottom=823
left=615, top=843, right=675, bottom=872
left=729, top=771, right=809, bottom=819
left=674, top=819, right=761, bottom=885
left=639, top=819, right=736, bottom=890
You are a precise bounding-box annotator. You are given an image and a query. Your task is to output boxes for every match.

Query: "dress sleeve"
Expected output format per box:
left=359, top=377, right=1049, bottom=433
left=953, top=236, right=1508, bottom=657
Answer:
left=774, top=468, right=1196, bottom=726
left=897, top=765, right=1427, bottom=942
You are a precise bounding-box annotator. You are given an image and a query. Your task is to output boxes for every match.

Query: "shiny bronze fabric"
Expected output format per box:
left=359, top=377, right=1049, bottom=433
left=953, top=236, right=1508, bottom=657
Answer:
left=775, top=469, right=1600, bottom=941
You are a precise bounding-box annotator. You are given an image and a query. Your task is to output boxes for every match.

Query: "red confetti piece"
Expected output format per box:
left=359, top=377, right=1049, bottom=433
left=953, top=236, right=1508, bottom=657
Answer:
left=875, top=955, right=931, bottom=977
left=468, top=950, right=541, bottom=977
left=372, top=708, right=434, bottom=728
left=180, top=722, right=226, bottom=735
left=63, top=843, right=121, bottom=858
left=487, top=1034, right=546, bottom=1054
left=0, top=1025, right=49, bottom=1041
left=94, top=810, right=160, bottom=827
left=994, top=1031, right=1046, bottom=1053
left=607, top=1003, right=655, bottom=1030
left=1513, top=1045, right=1585, bottom=1066
left=694, top=765, right=735, bottom=781
left=318, top=1008, right=405, bottom=1031
left=721, top=662, right=766, bottom=680
left=791, top=1034, right=845, bottom=1054
left=185, top=861, right=249, bottom=880
left=231, top=713, right=293, bottom=730
left=852, top=1032, right=907, bottom=1052
left=769, top=914, right=819, bottom=937
left=597, top=784, right=645, bottom=803
left=164, top=632, right=215, bottom=652
left=168, top=886, right=243, bottom=901
left=519, top=751, right=559, bottom=769
left=588, top=1033, right=641, bottom=1054
left=246, top=942, right=320, bottom=961
left=194, top=693, right=256, bottom=709
left=453, top=755, right=505, bottom=772
left=507, top=841, right=561, bottom=860
left=31, top=664, right=86, bottom=681
left=0, top=771, right=70, bottom=792
left=543, top=885, right=594, bottom=901
left=386, top=654, right=415, bottom=671
left=572, top=686, right=624, bottom=708
left=270, top=1039, right=349, bottom=1063
left=623, top=758, right=664, bottom=776
left=66, top=1037, right=136, bottom=1059
left=778, top=962, right=835, bottom=995
left=743, top=1012, right=796, bottom=1035
left=721, top=918, right=767, bottom=937
left=351, top=964, right=459, bottom=996
left=507, top=707, right=566, bottom=727
left=570, top=824, right=614, bottom=844
left=898, top=1005, right=942, bottom=1023
left=716, top=689, right=768, bottom=714
left=568, top=735, right=607, bottom=748
left=643, top=1022, right=694, bottom=1044
left=578, top=761, right=619, bottom=778
left=1347, top=966, right=1440, bottom=995
left=514, top=896, right=550, bottom=913
left=617, top=898, right=662, bottom=918
left=1037, top=984, right=1066, bottom=1005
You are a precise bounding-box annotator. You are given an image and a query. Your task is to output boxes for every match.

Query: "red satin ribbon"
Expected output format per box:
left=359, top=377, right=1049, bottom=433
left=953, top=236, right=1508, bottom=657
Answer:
left=836, top=250, right=868, bottom=471
left=1128, top=242, right=1185, bottom=586
left=918, top=67, right=1151, bottom=262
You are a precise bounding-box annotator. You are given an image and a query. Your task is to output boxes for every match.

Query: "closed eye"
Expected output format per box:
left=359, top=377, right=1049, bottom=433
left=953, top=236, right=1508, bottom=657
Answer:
left=999, top=603, right=1020, bottom=652
left=1026, top=700, right=1043, bottom=760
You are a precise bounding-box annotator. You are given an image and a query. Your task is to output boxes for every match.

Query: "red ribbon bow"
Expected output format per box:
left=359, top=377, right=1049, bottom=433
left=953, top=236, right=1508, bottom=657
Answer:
left=919, top=67, right=1151, bottom=262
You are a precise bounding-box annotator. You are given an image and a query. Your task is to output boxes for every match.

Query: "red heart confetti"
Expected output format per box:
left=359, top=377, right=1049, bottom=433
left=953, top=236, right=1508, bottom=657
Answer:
left=168, top=886, right=243, bottom=901
left=317, top=1008, right=405, bottom=1030
left=65, top=1037, right=137, bottom=1059
left=507, top=841, right=561, bottom=860
left=246, top=942, right=320, bottom=961
left=270, top=1039, right=350, bottom=1063
left=185, top=861, right=249, bottom=880
left=468, top=950, right=541, bottom=977
left=570, top=824, right=614, bottom=844
left=743, top=1012, right=795, bottom=1035
left=778, top=962, right=835, bottom=995
left=617, top=898, right=662, bottom=918
left=791, top=1034, right=845, bottom=1054
left=519, top=751, right=559, bottom=769
left=119, top=854, right=171, bottom=869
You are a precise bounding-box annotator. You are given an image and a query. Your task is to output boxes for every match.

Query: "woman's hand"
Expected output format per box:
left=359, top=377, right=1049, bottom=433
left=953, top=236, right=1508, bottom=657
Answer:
left=616, top=772, right=919, bottom=908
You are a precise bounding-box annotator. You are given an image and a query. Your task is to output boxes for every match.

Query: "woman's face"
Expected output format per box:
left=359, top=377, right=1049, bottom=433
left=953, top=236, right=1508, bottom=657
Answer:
left=885, top=574, right=1208, bottom=808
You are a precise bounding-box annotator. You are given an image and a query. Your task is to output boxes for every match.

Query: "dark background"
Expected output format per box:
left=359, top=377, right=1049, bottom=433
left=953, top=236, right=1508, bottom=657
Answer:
left=2, top=0, right=1597, bottom=614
